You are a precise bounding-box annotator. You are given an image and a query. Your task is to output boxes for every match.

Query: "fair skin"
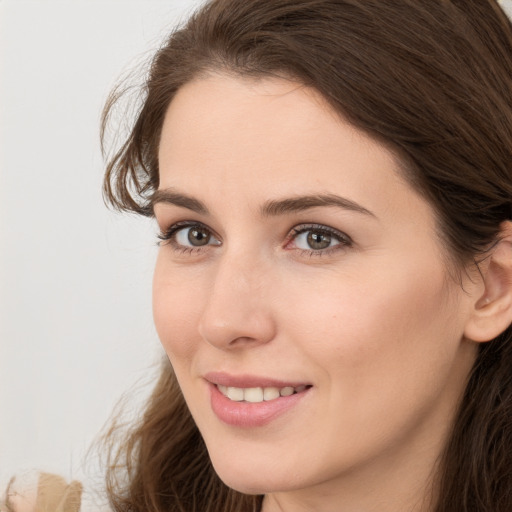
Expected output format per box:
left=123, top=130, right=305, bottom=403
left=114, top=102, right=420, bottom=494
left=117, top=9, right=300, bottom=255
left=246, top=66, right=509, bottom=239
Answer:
left=152, top=75, right=487, bottom=512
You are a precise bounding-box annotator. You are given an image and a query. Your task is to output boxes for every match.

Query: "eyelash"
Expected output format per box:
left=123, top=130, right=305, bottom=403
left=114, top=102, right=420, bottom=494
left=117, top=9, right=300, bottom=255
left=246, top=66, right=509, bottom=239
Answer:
left=157, top=221, right=217, bottom=254
left=157, top=221, right=352, bottom=256
left=287, top=224, right=352, bottom=256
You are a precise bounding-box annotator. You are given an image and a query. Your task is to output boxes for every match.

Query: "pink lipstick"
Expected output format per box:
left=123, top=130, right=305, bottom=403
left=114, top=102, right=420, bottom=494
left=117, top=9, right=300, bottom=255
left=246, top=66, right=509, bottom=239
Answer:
left=205, top=372, right=312, bottom=427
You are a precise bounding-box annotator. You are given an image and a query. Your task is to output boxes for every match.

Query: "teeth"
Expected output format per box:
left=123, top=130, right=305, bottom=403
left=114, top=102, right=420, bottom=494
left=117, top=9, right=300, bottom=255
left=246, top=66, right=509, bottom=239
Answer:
left=226, top=386, right=244, bottom=401
left=217, top=384, right=308, bottom=403
left=244, top=387, right=264, bottom=403
left=280, top=386, right=294, bottom=397
left=263, top=387, right=280, bottom=401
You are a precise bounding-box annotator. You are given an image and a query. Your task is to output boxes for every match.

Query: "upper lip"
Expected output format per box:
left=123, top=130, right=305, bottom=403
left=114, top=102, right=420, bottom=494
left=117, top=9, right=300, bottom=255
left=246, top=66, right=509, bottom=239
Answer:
left=204, top=371, right=311, bottom=389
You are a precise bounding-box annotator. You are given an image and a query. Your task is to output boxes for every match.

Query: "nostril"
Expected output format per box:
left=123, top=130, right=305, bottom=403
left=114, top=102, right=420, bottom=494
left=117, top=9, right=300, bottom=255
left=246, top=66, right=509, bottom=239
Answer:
left=198, top=303, right=276, bottom=350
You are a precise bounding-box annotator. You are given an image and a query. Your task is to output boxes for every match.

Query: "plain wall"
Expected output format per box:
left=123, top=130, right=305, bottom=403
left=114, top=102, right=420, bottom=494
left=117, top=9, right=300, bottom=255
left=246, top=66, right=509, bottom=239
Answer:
left=1, top=0, right=512, bottom=507
left=0, top=0, right=202, bottom=504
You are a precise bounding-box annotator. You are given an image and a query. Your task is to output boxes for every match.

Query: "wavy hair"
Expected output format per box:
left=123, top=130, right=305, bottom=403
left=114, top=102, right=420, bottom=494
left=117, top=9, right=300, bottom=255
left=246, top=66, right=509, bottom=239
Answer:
left=101, top=1, right=512, bottom=510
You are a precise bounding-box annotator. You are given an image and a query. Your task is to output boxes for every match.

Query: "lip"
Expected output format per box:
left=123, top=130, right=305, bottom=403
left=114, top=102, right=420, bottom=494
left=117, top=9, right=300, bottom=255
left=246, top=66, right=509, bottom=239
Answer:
left=204, top=371, right=310, bottom=389
left=205, top=372, right=312, bottom=428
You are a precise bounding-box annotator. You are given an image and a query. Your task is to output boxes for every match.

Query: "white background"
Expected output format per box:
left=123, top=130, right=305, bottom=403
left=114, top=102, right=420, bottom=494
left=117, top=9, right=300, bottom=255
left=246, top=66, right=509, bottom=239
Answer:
left=0, top=0, right=202, bottom=503
left=1, top=0, right=512, bottom=506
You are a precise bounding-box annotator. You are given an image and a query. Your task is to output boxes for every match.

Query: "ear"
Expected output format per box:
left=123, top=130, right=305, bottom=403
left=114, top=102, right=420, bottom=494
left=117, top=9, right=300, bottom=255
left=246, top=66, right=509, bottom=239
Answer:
left=464, top=221, right=512, bottom=343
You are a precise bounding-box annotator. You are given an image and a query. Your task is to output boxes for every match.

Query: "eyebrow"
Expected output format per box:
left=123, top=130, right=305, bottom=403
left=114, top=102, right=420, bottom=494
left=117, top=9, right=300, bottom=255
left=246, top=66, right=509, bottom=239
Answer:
left=151, top=188, right=375, bottom=218
left=151, top=189, right=209, bottom=215
left=261, top=194, right=375, bottom=218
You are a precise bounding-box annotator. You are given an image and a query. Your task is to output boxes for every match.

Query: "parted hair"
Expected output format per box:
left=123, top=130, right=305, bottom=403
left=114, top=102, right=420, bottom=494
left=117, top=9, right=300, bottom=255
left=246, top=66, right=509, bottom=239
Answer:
left=101, top=1, right=512, bottom=510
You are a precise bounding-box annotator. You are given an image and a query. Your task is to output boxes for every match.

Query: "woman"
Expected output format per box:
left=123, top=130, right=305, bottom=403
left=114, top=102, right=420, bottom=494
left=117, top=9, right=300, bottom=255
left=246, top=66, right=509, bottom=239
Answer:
left=101, top=0, right=512, bottom=511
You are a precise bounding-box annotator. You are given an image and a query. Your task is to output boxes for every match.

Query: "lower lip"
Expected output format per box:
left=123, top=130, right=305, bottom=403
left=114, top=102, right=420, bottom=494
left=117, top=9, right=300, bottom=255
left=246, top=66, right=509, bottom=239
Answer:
left=209, top=383, right=310, bottom=427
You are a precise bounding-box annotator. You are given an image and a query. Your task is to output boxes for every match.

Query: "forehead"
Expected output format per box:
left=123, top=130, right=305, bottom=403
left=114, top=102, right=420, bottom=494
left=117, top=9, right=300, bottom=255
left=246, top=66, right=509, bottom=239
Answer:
left=157, top=74, right=430, bottom=225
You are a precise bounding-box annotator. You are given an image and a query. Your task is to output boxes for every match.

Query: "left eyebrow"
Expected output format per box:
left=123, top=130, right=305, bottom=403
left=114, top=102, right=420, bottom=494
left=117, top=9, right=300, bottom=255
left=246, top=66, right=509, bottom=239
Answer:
left=261, top=194, right=376, bottom=218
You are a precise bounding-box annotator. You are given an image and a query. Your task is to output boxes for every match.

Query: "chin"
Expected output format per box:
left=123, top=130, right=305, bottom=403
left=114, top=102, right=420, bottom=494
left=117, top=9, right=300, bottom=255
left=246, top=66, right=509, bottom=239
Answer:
left=215, top=470, right=286, bottom=496
left=207, top=448, right=308, bottom=496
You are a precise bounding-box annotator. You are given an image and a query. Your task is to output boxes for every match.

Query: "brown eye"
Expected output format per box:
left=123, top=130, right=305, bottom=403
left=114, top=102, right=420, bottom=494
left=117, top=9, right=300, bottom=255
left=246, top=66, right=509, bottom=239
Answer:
left=307, top=231, right=332, bottom=250
left=188, top=226, right=211, bottom=246
left=157, top=222, right=220, bottom=249
left=288, top=224, right=352, bottom=254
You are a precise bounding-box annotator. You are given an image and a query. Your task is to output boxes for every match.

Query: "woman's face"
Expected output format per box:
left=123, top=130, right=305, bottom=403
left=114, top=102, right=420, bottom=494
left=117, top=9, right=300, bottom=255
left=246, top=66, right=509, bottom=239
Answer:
left=153, top=75, right=478, bottom=503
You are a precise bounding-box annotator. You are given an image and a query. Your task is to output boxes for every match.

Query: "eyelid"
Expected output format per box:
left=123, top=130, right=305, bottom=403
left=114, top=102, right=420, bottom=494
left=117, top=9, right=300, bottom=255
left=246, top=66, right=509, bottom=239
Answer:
left=157, top=220, right=352, bottom=257
left=290, top=223, right=352, bottom=242
left=157, top=220, right=190, bottom=243
left=157, top=221, right=221, bottom=248
left=286, top=223, right=353, bottom=253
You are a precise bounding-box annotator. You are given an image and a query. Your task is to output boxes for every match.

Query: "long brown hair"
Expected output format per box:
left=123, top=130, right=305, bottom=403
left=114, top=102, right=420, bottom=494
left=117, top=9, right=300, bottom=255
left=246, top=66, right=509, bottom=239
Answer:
left=101, top=1, right=512, bottom=510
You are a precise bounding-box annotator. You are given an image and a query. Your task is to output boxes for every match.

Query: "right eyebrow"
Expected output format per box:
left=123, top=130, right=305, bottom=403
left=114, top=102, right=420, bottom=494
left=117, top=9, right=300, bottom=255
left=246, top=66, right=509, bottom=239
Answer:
left=150, top=188, right=209, bottom=215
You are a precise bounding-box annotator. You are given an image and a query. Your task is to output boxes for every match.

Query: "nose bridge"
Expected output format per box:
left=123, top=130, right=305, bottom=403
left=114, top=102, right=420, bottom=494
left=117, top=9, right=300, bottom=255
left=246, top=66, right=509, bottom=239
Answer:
left=198, top=247, right=276, bottom=349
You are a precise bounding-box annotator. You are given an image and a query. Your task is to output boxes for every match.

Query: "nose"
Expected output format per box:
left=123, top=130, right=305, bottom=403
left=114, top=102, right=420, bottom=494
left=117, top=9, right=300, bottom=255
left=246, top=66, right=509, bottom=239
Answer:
left=198, top=253, right=277, bottom=350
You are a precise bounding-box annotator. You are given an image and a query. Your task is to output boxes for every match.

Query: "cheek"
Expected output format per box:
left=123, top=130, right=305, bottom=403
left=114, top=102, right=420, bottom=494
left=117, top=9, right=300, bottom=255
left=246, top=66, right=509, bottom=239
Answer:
left=152, top=257, right=204, bottom=361
left=276, top=261, right=470, bottom=465
left=285, top=258, right=463, bottom=397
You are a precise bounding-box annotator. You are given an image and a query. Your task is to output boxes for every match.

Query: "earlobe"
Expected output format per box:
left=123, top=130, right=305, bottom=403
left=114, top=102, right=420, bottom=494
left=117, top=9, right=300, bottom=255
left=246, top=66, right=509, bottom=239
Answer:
left=464, top=221, right=512, bottom=343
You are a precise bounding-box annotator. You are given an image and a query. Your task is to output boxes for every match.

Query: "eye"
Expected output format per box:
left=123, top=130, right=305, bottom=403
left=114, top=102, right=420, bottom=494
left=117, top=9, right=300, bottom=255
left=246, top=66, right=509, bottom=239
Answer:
left=158, top=222, right=221, bottom=251
left=295, top=230, right=336, bottom=250
left=176, top=225, right=212, bottom=246
left=287, top=224, right=352, bottom=254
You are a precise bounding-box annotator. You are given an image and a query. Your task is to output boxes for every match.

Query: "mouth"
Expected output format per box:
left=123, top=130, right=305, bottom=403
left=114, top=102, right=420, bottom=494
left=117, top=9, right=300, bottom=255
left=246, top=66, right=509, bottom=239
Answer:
left=205, top=373, right=313, bottom=427
left=216, top=384, right=311, bottom=403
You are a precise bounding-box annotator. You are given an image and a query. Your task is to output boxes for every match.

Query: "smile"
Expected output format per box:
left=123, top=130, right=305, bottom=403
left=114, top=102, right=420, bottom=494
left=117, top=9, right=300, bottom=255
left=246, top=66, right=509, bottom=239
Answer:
left=207, top=375, right=313, bottom=427
left=217, top=384, right=309, bottom=403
